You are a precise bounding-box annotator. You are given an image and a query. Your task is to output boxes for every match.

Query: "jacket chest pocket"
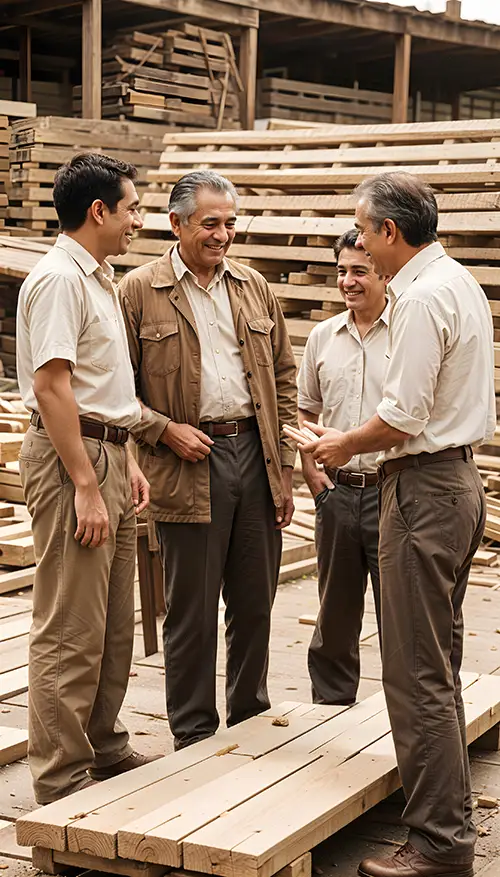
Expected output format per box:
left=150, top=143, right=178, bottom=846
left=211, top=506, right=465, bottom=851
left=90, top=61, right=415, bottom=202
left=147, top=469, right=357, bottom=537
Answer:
left=247, top=316, right=274, bottom=366
left=140, top=322, right=180, bottom=377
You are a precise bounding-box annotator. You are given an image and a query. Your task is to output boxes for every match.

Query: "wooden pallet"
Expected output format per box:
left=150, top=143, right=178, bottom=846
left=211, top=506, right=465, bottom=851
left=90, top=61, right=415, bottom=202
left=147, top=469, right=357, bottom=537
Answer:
left=17, top=674, right=500, bottom=877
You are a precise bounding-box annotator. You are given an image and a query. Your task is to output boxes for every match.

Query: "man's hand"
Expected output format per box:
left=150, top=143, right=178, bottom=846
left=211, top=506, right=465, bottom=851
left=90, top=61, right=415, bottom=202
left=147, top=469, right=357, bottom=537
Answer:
left=284, top=422, right=353, bottom=469
left=128, top=452, right=150, bottom=514
left=160, top=421, right=214, bottom=462
left=303, top=466, right=334, bottom=500
left=276, top=466, right=294, bottom=530
left=74, top=484, right=109, bottom=549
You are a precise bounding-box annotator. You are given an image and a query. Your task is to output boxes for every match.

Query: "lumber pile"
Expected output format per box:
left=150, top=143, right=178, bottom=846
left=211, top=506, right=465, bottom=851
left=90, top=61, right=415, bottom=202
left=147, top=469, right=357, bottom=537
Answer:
left=16, top=674, right=500, bottom=877
left=76, top=25, right=242, bottom=130
left=6, top=116, right=166, bottom=235
left=258, top=78, right=394, bottom=125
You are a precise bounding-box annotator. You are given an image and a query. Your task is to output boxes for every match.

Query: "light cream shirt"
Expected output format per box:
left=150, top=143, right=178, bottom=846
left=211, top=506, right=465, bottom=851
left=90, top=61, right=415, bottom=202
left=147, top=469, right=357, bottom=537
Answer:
left=17, top=234, right=141, bottom=429
left=298, top=303, right=389, bottom=473
left=378, top=241, right=496, bottom=461
left=171, top=245, right=254, bottom=422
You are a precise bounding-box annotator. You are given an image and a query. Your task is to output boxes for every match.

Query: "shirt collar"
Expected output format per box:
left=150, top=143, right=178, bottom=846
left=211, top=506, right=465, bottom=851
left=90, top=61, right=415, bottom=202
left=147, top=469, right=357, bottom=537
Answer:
left=331, top=299, right=390, bottom=335
left=171, top=242, right=247, bottom=285
left=54, top=233, right=115, bottom=281
left=387, top=241, right=445, bottom=300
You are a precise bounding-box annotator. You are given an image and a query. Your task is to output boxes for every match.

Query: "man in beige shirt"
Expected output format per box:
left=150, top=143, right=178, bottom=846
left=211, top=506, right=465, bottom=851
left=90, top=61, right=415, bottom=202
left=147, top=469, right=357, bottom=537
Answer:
left=119, top=170, right=297, bottom=751
left=290, top=173, right=495, bottom=877
left=17, top=154, right=157, bottom=805
left=298, top=228, right=389, bottom=705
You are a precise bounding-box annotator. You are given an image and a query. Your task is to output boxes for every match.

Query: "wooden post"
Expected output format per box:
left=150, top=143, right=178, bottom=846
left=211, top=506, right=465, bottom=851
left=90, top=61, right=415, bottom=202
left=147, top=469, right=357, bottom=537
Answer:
left=445, top=0, right=462, bottom=19
left=82, top=0, right=101, bottom=119
left=392, top=32, right=411, bottom=124
left=239, top=25, right=258, bottom=130
left=19, top=26, right=32, bottom=103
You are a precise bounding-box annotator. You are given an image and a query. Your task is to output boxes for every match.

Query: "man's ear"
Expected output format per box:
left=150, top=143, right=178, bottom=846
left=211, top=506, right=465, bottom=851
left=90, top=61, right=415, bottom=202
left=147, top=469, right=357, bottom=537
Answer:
left=89, top=199, right=105, bottom=226
left=169, top=210, right=181, bottom=237
left=383, top=218, right=397, bottom=245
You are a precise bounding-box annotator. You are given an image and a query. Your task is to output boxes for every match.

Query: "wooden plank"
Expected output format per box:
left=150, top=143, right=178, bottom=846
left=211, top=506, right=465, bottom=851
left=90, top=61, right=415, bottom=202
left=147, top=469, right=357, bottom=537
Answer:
left=0, top=726, right=28, bottom=766
left=0, top=99, right=36, bottom=118
left=0, top=434, right=24, bottom=462
left=239, top=27, right=258, bottom=129
left=0, top=666, right=29, bottom=700
left=392, top=33, right=411, bottom=124
left=0, top=612, right=31, bottom=642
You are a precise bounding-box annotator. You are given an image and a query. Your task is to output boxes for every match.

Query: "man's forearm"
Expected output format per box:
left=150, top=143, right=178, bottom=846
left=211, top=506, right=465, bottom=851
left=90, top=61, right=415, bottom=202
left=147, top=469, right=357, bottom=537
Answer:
left=298, top=409, right=320, bottom=481
left=343, top=414, right=409, bottom=457
left=35, top=381, right=97, bottom=489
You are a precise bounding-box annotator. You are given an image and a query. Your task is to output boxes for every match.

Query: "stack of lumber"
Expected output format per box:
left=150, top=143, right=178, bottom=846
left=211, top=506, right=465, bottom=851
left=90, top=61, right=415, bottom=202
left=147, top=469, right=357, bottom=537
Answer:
left=80, top=25, right=242, bottom=130
left=0, top=114, right=9, bottom=232
left=258, top=78, right=393, bottom=125
left=16, top=674, right=500, bottom=877
left=114, top=119, right=500, bottom=362
left=6, top=116, right=166, bottom=235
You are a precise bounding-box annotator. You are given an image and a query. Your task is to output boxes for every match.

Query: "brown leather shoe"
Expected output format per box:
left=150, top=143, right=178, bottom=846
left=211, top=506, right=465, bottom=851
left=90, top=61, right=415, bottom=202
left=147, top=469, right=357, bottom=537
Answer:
left=36, top=776, right=98, bottom=805
left=358, top=843, right=474, bottom=877
left=88, top=750, right=162, bottom=781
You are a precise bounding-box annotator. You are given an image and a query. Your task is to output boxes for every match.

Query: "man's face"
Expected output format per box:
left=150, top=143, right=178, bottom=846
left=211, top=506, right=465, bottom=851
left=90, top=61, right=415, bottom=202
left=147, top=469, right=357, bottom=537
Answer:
left=354, top=199, right=391, bottom=276
left=337, top=245, right=387, bottom=315
left=103, top=178, right=143, bottom=256
left=170, top=187, right=237, bottom=272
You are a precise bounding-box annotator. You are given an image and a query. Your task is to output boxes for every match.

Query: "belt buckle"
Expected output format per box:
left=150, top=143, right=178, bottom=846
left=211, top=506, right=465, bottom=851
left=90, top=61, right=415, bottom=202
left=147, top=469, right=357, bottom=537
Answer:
left=226, top=421, right=239, bottom=437
left=350, top=472, right=366, bottom=488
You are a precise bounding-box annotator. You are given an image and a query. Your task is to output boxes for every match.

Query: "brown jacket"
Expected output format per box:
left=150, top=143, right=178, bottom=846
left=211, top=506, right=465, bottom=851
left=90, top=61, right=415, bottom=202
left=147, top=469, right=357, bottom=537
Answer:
left=118, top=247, right=297, bottom=523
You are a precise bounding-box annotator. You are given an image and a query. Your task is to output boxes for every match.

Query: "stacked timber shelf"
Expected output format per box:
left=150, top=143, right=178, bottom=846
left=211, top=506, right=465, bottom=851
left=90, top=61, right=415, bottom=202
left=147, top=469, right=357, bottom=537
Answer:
left=74, top=25, right=242, bottom=130
left=258, top=78, right=393, bottom=125
left=6, top=116, right=166, bottom=235
left=112, top=118, right=500, bottom=377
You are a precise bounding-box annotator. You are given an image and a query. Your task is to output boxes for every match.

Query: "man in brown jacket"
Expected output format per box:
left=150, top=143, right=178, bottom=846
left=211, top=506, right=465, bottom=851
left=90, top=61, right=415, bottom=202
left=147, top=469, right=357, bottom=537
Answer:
left=119, top=170, right=297, bottom=750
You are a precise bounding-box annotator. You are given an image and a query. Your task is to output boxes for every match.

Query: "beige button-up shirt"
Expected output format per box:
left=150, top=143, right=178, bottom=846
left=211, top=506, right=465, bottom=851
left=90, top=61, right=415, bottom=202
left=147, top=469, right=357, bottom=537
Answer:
left=17, top=234, right=141, bottom=429
left=171, top=245, right=253, bottom=422
left=298, top=304, right=389, bottom=473
left=378, top=241, right=496, bottom=461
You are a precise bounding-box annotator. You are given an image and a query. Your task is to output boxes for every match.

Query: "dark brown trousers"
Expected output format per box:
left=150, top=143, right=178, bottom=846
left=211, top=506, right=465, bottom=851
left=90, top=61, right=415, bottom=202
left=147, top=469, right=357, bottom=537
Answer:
left=155, top=430, right=281, bottom=750
left=379, top=455, right=486, bottom=863
left=308, top=483, right=381, bottom=705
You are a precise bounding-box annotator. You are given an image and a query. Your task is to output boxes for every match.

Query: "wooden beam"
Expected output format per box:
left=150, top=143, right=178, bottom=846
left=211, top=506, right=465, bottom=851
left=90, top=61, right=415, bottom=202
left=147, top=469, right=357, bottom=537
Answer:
left=239, top=26, right=258, bottom=129
left=1, top=0, right=80, bottom=16
left=82, top=0, right=101, bottom=120
left=392, top=32, right=411, bottom=124
left=119, top=0, right=259, bottom=29
left=19, top=26, right=32, bottom=103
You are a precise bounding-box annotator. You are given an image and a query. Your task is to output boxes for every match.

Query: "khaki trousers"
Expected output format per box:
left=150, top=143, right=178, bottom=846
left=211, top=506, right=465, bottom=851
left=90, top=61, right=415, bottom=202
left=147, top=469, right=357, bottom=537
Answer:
left=379, top=454, right=486, bottom=863
left=309, top=483, right=381, bottom=705
left=19, top=426, right=136, bottom=804
left=155, top=430, right=282, bottom=750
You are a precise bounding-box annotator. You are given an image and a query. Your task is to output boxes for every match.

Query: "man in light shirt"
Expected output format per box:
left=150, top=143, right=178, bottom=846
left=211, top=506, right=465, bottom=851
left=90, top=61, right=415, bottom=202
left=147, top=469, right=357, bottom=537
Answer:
left=290, top=172, right=495, bottom=877
left=298, top=229, right=389, bottom=706
left=119, top=170, right=297, bottom=751
left=17, top=154, right=158, bottom=805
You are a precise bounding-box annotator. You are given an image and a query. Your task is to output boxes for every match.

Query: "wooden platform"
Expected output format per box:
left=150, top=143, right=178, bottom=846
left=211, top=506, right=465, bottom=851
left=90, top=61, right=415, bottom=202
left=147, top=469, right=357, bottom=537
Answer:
left=16, top=673, right=500, bottom=877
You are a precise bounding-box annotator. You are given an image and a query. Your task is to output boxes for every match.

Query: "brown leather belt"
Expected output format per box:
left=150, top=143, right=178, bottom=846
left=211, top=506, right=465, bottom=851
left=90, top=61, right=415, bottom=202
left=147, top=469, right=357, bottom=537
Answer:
left=378, top=445, right=472, bottom=482
left=30, top=411, right=129, bottom=445
left=199, top=416, right=257, bottom=437
left=326, top=467, right=378, bottom=488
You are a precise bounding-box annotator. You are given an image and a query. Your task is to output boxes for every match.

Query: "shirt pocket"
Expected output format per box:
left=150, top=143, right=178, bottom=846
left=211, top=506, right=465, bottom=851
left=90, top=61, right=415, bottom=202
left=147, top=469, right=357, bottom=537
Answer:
left=247, top=316, right=274, bottom=366
left=90, top=316, right=118, bottom=372
left=140, top=322, right=180, bottom=377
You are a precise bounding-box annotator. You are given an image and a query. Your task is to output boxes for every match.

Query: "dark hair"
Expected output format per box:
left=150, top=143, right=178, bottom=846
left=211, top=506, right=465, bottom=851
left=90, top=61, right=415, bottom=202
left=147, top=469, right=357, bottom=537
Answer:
left=333, top=227, right=362, bottom=260
left=53, top=153, right=138, bottom=231
left=354, top=172, right=438, bottom=248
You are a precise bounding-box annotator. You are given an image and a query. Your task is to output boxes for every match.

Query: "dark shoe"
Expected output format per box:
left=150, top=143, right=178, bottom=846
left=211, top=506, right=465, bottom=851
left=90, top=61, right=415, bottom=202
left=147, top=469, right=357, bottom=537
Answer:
left=36, top=776, right=97, bottom=805
left=358, top=843, right=474, bottom=877
left=88, top=750, right=162, bottom=781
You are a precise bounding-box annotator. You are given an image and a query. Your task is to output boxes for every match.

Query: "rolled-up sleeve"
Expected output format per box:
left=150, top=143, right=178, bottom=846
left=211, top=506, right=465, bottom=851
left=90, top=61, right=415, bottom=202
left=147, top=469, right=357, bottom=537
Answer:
left=25, top=273, right=83, bottom=371
left=298, top=329, right=322, bottom=415
left=377, top=299, right=447, bottom=437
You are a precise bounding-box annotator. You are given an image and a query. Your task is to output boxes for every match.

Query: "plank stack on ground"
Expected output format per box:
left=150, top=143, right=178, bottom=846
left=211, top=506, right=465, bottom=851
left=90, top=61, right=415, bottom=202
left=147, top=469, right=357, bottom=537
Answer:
left=15, top=674, right=500, bottom=877
left=77, top=25, right=242, bottom=130
left=6, top=117, right=166, bottom=235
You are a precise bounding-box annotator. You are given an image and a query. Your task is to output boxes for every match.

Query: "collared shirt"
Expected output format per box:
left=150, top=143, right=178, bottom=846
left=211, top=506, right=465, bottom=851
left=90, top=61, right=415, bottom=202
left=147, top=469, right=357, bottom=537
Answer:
left=299, top=303, right=389, bottom=473
left=171, top=244, right=253, bottom=422
left=377, top=241, right=496, bottom=461
left=17, top=233, right=141, bottom=429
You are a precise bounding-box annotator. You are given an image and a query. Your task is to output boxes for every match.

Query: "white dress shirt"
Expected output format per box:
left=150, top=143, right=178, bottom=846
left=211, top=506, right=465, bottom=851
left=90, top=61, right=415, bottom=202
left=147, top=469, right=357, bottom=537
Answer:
left=299, top=304, right=389, bottom=473
left=171, top=245, right=254, bottom=422
left=377, top=241, right=496, bottom=461
left=17, top=234, right=141, bottom=429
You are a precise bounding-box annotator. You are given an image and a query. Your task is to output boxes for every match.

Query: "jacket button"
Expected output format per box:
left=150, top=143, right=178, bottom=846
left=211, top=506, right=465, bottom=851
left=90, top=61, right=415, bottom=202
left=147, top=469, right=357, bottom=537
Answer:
left=247, top=371, right=252, bottom=378
left=256, top=402, right=261, bottom=410
left=156, top=332, right=161, bottom=338
left=239, top=339, right=244, bottom=346
left=266, top=457, right=271, bottom=464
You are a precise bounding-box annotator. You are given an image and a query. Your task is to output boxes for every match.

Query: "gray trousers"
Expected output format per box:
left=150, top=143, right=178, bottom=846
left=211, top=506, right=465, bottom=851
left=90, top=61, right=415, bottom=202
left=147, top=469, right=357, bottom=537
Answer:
left=155, top=430, right=281, bottom=750
left=309, top=483, right=381, bottom=705
left=379, top=454, right=486, bottom=863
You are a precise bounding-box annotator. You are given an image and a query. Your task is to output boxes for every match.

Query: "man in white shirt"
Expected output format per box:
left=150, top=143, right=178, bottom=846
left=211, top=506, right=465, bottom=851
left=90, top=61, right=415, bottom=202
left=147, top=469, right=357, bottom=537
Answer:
left=17, top=154, right=157, bottom=804
left=298, top=229, right=389, bottom=705
left=290, top=172, right=495, bottom=877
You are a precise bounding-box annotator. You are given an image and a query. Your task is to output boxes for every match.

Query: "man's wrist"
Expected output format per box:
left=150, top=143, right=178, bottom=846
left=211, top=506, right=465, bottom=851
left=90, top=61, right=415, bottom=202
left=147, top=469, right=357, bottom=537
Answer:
left=342, top=430, right=359, bottom=459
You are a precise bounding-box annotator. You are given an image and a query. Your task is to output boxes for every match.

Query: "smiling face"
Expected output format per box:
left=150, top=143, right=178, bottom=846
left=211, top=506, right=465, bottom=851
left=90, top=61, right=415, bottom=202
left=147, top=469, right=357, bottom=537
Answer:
left=101, top=177, right=143, bottom=257
left=170, top=187, right=237, bottom=276
left=337, top=245, right=387, bottom=317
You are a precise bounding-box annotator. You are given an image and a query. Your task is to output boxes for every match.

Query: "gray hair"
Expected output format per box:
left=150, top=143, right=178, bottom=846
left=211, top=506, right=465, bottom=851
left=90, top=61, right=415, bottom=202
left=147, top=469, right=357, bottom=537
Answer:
left=354, top=172, right=438, bottom=248
left=168, top=170, right=239, bottom=223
